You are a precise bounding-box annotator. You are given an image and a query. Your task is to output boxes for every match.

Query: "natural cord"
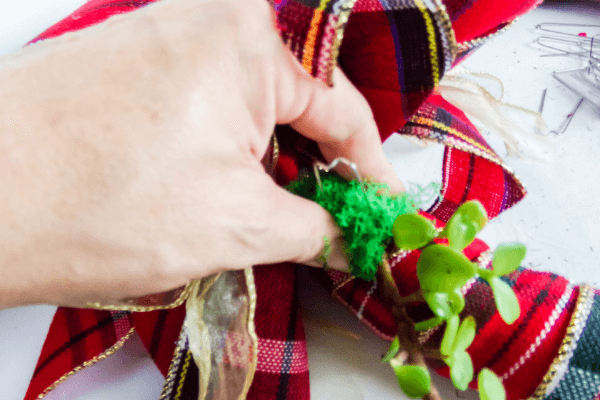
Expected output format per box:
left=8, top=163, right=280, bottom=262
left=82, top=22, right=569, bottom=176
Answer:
left=318, top=235, right=332, bottom=270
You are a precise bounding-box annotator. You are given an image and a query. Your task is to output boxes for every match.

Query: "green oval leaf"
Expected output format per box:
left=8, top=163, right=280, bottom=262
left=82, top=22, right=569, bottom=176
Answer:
left=490, top=277, right=520, bottom=325
left=417, top=245, right=477, bottom=293
left=423, top=292, right=453, bottom=319
left=442, top=201, right=488, bottom=251
left=448, top=289, right=466, bottom=315
left=492, top=243, right=526, bottom=277
left=423, top=291, right=465, bottom=320
left=453, top=316, right=476, bottom=353
left=448, top=351, right=474, bottom=391
left=414, top=316, right=444, bottom=331
left=456, top=200, right=488, bottom=230
left=478, top=368, right=506, bottom=400
left=448, top=215, right=478, bottom=251
left=393, top=365, right=432, bottom=399
left=382, top=336, right=400, bottom=363
left=478, top=266, right=494, bottom=282
left=392, top=214, right=438, bottom=251
left=441, top=315, right=460, bottom=357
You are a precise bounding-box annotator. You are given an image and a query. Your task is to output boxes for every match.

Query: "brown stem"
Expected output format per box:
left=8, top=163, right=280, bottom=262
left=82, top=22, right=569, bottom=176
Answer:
left=378, top=255, right=444, bottom=400
left=407, top=351, right=443, bottom=400
left=398, top=305, right=423, bottom=349
left=389, top=349, right=409, bottom=367
left=421, top=348, right=444, bottom=361
left=378, top=256, right=406, bottom=308
left=422, top=384, right=443, bottom=400
left=398, top=290, right=426, bottom=305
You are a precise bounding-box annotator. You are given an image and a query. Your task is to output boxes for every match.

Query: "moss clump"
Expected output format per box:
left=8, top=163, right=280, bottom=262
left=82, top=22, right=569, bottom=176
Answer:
left=287, top=171, right=437, bottom=280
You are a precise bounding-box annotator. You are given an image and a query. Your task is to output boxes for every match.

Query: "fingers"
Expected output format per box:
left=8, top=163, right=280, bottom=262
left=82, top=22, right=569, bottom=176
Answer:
left=275, top=49, right=404, bottom=192
left=237, top=170, right=349, bottom=272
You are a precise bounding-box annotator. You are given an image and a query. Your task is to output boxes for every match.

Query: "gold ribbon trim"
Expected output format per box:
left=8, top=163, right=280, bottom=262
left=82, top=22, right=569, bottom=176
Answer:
left=526, top=285, right=595, bottom=400
left=37, top=327, right=137, bottom=399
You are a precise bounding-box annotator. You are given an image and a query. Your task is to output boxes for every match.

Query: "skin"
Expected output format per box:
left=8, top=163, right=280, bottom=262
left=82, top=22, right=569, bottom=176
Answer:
left=0, top=0, right=403, bottom=309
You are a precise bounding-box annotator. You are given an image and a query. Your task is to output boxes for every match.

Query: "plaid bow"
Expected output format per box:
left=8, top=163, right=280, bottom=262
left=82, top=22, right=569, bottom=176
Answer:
left=25, top=1, right=600, bottom=400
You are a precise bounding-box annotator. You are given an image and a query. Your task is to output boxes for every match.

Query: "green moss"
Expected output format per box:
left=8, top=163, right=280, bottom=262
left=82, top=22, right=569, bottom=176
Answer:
left=287, top=171, right=437, bottom=280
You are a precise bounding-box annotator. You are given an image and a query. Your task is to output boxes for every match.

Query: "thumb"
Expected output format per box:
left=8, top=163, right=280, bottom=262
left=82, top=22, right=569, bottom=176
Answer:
left=245, top=170, right=348, bottom=271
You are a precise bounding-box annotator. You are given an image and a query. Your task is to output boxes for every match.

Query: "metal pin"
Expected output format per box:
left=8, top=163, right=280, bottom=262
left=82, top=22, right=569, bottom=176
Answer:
left=538, top=89, right=584, bottom=135
left=313, top=157, right=374, bottom=211
left=537, top=36, right=591, bottom=58
left=536, top=23, right=600, bottom=58
left=313, top=157, right=364, bottom=191
left=589, top=35, right=600, bottom=84
left=538, top=88, right=547, bottom=114
left=550, top=97, right=584, bottom=135
left=533, top=89, right=548, bottom=136
left=537, top=24, right=600, bottom=114
left=536, top=23, right=600, bottom=39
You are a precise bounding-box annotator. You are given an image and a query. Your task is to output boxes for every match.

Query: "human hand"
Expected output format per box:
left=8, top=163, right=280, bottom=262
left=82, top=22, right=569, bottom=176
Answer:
left=0, top=0, right=403, bottom=308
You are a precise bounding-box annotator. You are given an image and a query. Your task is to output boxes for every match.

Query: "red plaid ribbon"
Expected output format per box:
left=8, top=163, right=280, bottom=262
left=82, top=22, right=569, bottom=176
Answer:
left=25, top=0, right=587, bottom=400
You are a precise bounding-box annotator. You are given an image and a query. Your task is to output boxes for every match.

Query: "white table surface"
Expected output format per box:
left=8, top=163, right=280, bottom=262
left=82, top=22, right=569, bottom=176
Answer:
left=1, top=1, right=599, bottom=399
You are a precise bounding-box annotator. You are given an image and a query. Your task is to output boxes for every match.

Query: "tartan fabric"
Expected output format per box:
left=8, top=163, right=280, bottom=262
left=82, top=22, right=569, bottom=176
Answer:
left=131, top=307, right=187, bottom=376
left=399, top=93, right=526, bottom=222
left=401, top=94, right=505, bottom=165
left=312, top=223, right=600, bottom=400
left=247, top=264, right=310, bottom=400
left=160, top=335, right=199, bottom=400
left=159, top=264, right=310, bottom=400
left=447, top=268, right=574, bottom=399
left=22, top=0, right=587, bottom=400
left=28, top=0, right=159, bottom=44
left=431, top=146, right=524, bottom=222
left=336, top=0, right=453, bottom=139
left=544, top=291, right=600, bottom=400
left=447, top=0, right=543, bottom=43
left=24, top=309, right=133, bottom=400
left=453, top=21, right=513, bottom=64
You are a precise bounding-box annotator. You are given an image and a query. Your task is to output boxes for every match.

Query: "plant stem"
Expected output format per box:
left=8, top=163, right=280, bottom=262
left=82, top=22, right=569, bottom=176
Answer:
left=389, top=350, right=409, bottom=367
left=422, top=348, right=444, bottom=361
left=378, top=256, right=406, bottom=308
left=422, top=385, right=443, bottom=400
left=379, top=255, right=443, bottom=400
left=399, top=291, right=426, bottom=305
left=407, top=351, right=443, bottom=400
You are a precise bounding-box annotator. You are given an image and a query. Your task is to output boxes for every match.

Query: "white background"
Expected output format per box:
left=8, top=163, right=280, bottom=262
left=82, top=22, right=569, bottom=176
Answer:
left=0, top=1, right=599, bottom=399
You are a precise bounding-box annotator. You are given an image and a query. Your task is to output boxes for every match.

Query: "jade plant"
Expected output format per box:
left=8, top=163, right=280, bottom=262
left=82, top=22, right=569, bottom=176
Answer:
left=286, top=161, right=524, bottom=400
left=381, top=200, right=526, bottom=400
